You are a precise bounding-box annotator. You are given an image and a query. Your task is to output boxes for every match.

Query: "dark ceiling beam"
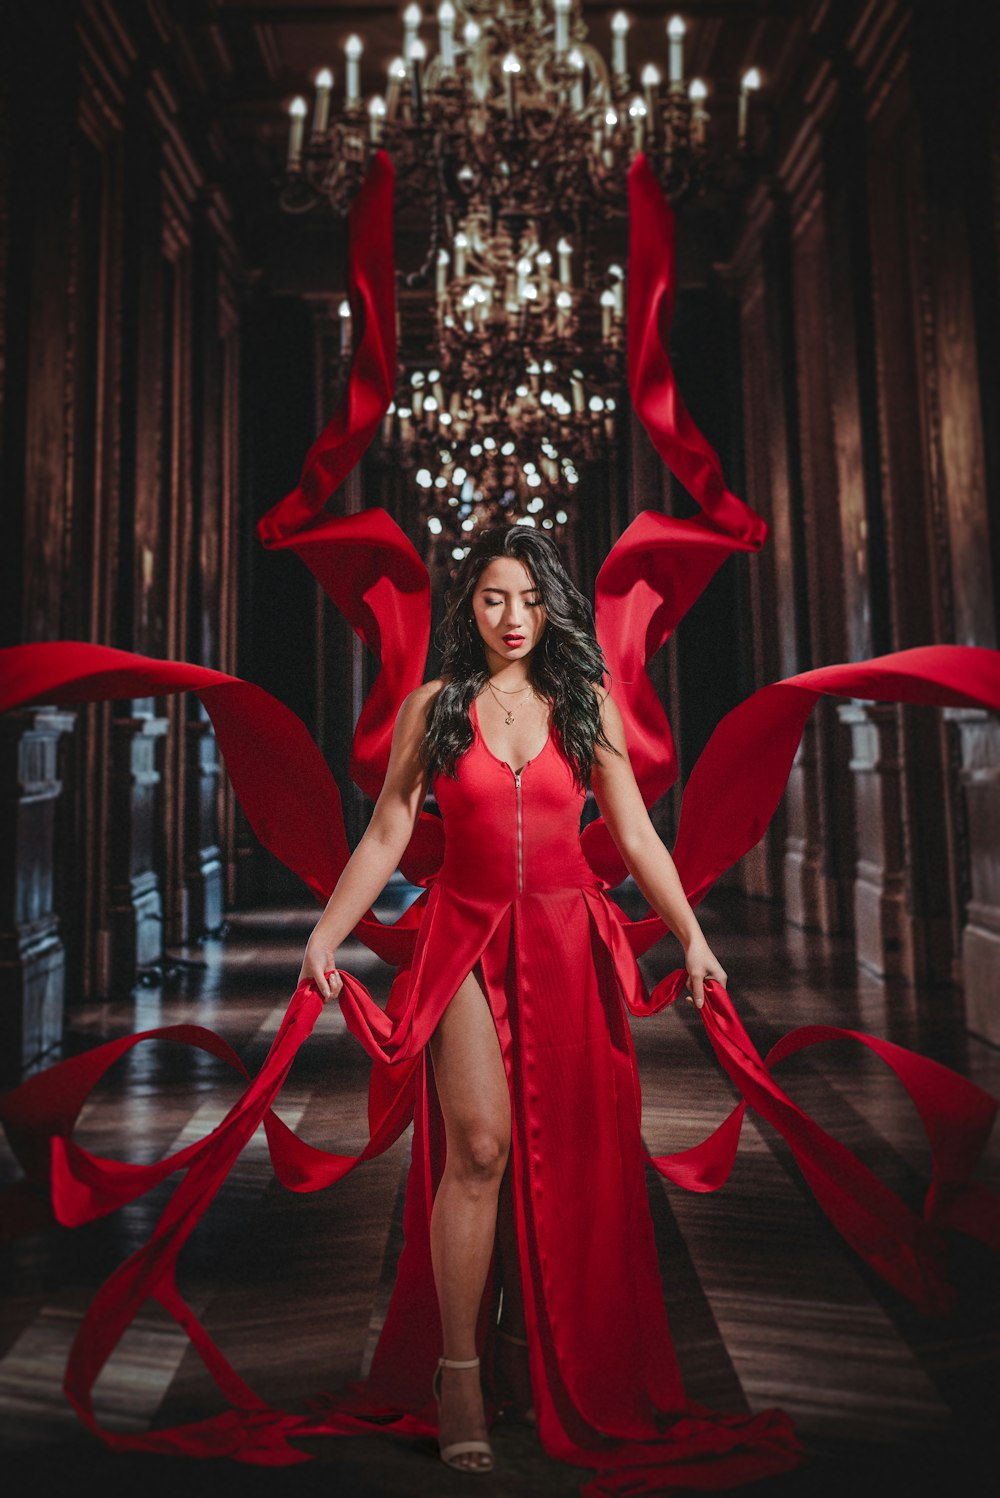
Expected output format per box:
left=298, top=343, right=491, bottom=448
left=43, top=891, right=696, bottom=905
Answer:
left=216, top=3, right=792, bottom=23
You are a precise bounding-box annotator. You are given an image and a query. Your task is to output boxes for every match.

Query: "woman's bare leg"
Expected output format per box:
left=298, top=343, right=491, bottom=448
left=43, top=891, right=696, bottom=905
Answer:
left=429, top=970, right=511, bottom=1468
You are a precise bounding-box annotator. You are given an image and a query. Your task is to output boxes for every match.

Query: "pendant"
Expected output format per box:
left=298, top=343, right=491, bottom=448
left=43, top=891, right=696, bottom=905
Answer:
left=505, top=710, right=514, bottom=725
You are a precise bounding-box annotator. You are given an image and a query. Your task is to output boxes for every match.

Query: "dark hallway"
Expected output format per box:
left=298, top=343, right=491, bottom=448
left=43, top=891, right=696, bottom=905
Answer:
left=1, top=1, right=999, bottom=1493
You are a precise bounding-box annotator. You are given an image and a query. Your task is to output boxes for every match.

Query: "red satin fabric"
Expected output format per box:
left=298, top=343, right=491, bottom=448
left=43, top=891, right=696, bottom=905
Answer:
left=1, top=150, right=999, bottom=1492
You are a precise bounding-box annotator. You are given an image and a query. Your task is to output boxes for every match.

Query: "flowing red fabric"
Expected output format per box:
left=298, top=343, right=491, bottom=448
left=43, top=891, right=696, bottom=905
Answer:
left=585, top=155, right=768, bottom=886
left=1, top=150, right=999, bottom=1493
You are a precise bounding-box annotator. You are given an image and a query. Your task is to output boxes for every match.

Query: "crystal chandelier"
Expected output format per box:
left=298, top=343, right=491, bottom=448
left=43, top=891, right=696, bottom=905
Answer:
left=283, top=3, right=763, bottom=226
left=282, top=4, right=762, bottom=554
left=376, top=196, right=625, bottom=550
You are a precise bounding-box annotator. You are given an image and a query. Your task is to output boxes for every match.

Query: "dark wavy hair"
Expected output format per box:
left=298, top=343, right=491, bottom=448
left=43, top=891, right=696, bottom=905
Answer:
left=421, top=525, right=619, bottom=788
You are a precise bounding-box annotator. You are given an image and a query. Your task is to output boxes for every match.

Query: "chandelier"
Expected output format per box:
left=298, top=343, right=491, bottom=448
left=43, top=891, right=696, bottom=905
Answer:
left=375, top=195, right=625, bottom=553
left=282, top=4, right=762, bottom=555
left=283, top=3, right=763, bottom=226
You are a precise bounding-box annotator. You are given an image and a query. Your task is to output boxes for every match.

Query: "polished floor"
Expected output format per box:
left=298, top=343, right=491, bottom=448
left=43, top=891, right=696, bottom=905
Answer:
left=1, top=882, right=997, bottom=1497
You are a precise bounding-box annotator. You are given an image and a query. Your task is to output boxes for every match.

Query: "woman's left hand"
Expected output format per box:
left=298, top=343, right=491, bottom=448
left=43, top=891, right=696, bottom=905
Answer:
left=682, top=937, right=727, bottom=1009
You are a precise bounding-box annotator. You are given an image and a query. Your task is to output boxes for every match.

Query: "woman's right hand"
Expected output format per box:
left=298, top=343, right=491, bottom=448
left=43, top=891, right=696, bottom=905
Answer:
left=298, top=939, right=343, bottom=1003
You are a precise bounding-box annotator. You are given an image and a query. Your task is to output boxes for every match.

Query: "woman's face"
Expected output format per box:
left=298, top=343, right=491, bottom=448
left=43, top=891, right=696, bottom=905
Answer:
left=471, top=555, right=547, bottom=668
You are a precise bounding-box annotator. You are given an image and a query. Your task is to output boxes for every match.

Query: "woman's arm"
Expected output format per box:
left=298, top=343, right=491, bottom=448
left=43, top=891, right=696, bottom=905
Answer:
left=299, top=681, right=441, bottom=1001
left=590, top=687, right=727, bottom=1009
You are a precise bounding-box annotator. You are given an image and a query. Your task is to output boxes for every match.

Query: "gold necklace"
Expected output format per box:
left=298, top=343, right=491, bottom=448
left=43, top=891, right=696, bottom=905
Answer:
left=485, top=678, right=533, bottom=725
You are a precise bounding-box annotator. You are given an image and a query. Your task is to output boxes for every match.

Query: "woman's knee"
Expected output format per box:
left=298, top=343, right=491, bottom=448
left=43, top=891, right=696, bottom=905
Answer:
left=449, top=1120, right=510, bottom=1186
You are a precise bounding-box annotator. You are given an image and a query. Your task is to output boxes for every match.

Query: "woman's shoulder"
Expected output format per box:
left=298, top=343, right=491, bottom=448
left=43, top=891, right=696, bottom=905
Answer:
left=398, top=677, right=448, bottom=724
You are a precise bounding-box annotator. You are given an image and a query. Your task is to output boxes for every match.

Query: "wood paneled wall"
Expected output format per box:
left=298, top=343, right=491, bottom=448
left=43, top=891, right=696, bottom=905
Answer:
left=1, top=0, right=997, bottom=1072
left=0, top=3, right=243, bottom=1072
left=727, top=0, right=1000, bottom=1038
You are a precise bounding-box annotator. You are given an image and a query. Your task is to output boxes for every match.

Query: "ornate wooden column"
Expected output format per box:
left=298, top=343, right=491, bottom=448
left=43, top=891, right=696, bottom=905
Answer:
left=908, top=1, right=1000, bottom=1034
left=107, top=707, right=169, bottom=990
left=782, top=109, right=856, bottom=937
left=0, top=710, right=76, bottom=1077
left=853, top=4, right=991, bottom=989
left=731, top=191, right=809, bottom=909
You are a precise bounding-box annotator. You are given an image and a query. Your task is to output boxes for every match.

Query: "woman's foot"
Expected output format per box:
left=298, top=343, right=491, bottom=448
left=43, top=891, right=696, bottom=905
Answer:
left=434, top=1357, right=494, bottom=1472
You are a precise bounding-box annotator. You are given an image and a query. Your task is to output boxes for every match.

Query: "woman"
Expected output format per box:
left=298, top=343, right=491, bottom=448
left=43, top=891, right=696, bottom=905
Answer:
left=297, top=523, right=740, bottom=1475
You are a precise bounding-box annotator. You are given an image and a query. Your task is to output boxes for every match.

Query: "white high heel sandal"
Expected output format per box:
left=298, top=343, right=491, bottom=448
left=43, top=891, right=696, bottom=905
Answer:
left=432, top=1355, right=495, bottom=1472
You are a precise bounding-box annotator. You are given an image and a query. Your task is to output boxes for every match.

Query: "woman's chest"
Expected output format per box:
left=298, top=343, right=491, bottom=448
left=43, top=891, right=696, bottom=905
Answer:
left=474, top=692, right=552, bottom=771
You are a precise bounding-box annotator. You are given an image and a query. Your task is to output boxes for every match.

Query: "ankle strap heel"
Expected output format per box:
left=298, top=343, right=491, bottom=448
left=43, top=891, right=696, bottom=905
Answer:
left=433, top=1355, right=494, bottom=1473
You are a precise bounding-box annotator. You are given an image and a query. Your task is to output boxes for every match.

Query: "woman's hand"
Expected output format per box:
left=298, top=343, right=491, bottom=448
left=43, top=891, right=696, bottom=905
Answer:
left=298, top=939, right=343, bottom=1003
left=682, top=936, right=727, bottom=1010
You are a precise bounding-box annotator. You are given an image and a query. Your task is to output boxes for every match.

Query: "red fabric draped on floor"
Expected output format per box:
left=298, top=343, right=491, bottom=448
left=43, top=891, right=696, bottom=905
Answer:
left=1, top=150, right=999, bottom=1493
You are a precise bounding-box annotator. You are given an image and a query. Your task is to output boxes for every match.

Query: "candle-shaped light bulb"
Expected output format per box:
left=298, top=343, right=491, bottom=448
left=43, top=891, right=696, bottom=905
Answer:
left=502, top=51, right=521, bottom=120
left=339, top=299, right=352, bottom=356
left=611, top=11, right=630, bottom=77
left=600, top=288, right=616, bottom=341
left=403, top=3, right=422, bottom=61
left=411, top=368, right=425, bottom=419
left=688, top=77, right=708, bottom=147
left=554, top=0, right=571, bottom=56
left=313, top=69, right=333, bottom=134
left=438, top=1, right=456, bottom=71
left=557, top=236, right=573, bottom=283
left=568, top=48, right=586, bottom=111
left=595, top=108, right=614, bottom=162
left=287, top=96, right=308, bottom=167
left=640, top=64, right=660, bottom=134
left=436, top=248, right=450, bottom=300
left=386, top=57, right=406, bottom=118
left=454, top=230, right=469, bottom=278
left=571, top=368, right=586, bottom=413
left=628, top=94, right=647, bottom=151
left=668, top=16, right=686, bottom=89
left=410, top=38, right=427, bottom=120
left=344, top=35, right=363, bottom=108
left=738, top=67, right=761, bottom=145
left=608, top=263, right=625, bottom=318
left=464, top=19, right=481, bottom=48
left=555, top=288, right=573, bottom=335
left=368, top=93, right=386, bottom=143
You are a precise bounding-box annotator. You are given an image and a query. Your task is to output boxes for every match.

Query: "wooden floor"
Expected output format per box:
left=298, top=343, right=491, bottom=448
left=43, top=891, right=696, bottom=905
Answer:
left=1, top=883, right=998, bottom=1497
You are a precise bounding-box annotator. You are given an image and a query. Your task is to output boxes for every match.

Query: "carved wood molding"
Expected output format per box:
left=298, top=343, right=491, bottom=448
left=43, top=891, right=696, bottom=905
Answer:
left=848, top=0, right=910, bottom=122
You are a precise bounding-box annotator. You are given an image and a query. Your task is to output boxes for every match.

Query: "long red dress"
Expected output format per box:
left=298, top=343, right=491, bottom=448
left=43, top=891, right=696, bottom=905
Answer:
left=352, top=694, right=803, bottom=1489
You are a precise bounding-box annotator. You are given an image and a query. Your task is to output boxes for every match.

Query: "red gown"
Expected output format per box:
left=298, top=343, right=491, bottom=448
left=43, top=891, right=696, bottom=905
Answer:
left=353, top=695, right=803, bottom=1488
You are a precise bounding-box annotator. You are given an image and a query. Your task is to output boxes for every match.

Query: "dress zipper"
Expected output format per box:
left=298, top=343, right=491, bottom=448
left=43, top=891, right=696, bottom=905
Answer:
left=514, top=769, right=523, bottom=892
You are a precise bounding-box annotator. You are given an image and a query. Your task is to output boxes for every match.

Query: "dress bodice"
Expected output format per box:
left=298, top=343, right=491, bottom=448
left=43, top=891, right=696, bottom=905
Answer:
left=433, top=698, right=596, bottom=899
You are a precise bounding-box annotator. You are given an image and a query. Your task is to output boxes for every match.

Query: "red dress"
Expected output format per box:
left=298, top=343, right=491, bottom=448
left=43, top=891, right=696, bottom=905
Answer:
left=353, top=695, right=803, bottom=1489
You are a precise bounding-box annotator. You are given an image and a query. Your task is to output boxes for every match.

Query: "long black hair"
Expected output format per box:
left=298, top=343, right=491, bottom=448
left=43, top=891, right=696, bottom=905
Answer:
left=421, top=525, right=620, bottom=788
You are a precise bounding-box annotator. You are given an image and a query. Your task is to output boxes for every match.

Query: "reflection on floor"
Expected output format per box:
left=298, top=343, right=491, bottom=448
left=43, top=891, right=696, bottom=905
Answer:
left=1, top=883, right=997, bottom=1497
